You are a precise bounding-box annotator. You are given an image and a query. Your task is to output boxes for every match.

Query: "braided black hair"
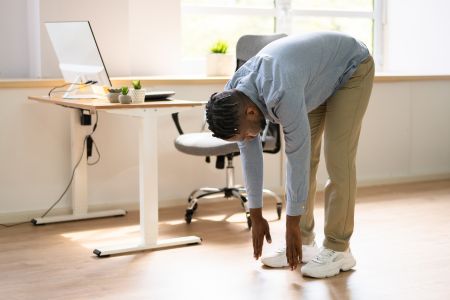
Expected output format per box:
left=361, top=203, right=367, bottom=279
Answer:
left=205, top=90, right=243, bottom=140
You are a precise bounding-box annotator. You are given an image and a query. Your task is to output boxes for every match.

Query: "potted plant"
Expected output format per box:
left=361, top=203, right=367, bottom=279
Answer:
left=106, top=88, right=121, bottom=103
left=130, top=80, right=146, bottom=103
left=206, top=40, right=235, bottom=76
left=118, top=86, right=132, bottom=104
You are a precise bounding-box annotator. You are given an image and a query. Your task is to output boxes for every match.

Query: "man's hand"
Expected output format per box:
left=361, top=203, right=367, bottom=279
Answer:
left=286, top=215, right=302, bottom=270
left=250, top=208, right=272, bottom=260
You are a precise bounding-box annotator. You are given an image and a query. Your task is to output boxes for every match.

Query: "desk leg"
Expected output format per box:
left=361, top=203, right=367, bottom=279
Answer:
left=32, top=110, right=126, bottom=225
left=93, top=112, right=201, bottom=257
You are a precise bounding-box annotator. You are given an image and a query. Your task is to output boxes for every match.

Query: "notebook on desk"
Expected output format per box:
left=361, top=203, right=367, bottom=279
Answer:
left=145, top=91, right=175, bottom=101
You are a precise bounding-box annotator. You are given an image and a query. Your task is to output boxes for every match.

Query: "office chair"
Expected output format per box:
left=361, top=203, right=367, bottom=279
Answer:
left=172, top=34, right=287, bottom=229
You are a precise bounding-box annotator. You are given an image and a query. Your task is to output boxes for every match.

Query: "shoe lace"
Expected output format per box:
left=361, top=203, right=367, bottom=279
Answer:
left=312, top=248, right=336, bottom=263
left=275, top=247, right=286, bottom=254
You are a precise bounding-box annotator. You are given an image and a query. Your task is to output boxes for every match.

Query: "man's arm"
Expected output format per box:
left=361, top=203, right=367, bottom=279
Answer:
left=272, top=89, right=311, bottom=216
left=238, top=136, right=264, bottom=210
left=273, top=90, right=311, bottom=269
left=238, top=136, right=273, bottom=259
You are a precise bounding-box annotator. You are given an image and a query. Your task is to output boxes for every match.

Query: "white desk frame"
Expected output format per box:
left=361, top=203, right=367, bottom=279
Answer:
left=29, top=97, right=202, bottom=256
left=93, top=107, right=202, bottom=256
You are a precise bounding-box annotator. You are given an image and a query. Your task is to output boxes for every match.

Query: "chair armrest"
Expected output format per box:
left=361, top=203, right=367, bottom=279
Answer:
left=171, top=112, right=184, bottom=135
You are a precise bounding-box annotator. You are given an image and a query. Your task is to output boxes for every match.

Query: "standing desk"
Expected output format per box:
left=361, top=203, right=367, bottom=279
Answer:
left=28, top=96, right=203, bottom=256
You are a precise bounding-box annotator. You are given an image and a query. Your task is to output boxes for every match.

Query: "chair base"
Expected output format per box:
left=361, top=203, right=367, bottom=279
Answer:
left=184, top=186, right=283, bottom=229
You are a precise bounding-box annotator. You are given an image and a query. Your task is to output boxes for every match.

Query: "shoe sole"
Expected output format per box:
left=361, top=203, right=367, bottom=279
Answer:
left=301, top=257, right=356, bottom=279
left=261, top=245, right=320, bottom=268
left=262, top=255, right=317, bottom=268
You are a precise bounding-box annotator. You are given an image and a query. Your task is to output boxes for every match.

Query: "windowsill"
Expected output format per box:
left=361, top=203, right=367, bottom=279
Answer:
left=1, top=74, right=450, bottom=88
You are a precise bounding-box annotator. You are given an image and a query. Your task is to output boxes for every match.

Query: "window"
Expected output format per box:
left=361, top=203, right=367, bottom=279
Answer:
left=290, top=0, right=382, bottom=63
left=181, top=1, right=277, bottom=59
left=181, top=0, right=384, bottom=71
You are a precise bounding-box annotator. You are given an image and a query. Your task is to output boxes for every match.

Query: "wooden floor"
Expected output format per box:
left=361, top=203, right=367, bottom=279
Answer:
left=1, top=180, right=449, bottom=300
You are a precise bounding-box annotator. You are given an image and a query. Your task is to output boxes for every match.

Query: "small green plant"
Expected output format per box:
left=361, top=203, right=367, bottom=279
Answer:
left=210, top=40, right=228, bottom=54
left=132, top=80, right=142, bottom=90
left=108, top=88, right=122, bottom=93
left=121, top=86, right=129, bottom=95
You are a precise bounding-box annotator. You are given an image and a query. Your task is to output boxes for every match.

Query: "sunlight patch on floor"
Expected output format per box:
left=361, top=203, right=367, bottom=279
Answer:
left=224, top=213, right=247, bottom=223
left=81, top=237, right=143, bottom=250
left=198, top=214, right=228, bottom=222
left=161, top=219, right=197, bottom=225
left=61, top=225, right=142, bottom=249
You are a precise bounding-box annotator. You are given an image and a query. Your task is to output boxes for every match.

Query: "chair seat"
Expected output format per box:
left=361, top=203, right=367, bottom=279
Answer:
left=174, top=132, right=277, bottom=156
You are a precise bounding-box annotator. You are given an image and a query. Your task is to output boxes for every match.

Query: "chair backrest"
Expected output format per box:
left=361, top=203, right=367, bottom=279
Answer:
left=235, top=34, right=287, bottom=154
left=236, top=34, right=287, bottom=71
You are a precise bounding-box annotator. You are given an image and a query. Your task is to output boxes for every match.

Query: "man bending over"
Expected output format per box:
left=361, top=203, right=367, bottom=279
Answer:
left=206, top=32, right=374, bottom=278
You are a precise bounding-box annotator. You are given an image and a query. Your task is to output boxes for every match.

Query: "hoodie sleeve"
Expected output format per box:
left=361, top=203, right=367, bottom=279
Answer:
left=271, top=88, right=311, bottom=216
left=237, top=135, right=264, bottom=209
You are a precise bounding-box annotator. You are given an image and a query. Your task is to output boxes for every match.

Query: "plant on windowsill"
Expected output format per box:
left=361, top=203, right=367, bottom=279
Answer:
left=206, top=40, right=235, bottom=76
left=130, top=80, right=146, bottom=103
left=118, top=86, right=132, bottom=104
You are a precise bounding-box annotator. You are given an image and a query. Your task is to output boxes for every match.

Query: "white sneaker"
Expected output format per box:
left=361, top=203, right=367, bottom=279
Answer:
left=261, top=241, right=320, bottom=268
left=301, top=247, right=356, bottom=278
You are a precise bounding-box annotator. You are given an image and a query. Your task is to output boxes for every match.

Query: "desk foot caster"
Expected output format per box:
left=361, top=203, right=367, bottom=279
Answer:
left=93, top=249, right=110, bottom=257
left=31, top=219, right=46, bottom=226
left=188, top=237, right=203, bottom=246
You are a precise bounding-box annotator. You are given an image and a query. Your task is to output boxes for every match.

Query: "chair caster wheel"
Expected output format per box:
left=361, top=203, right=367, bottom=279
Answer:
left=185, top=209, right=194, bottom=224
left=246, top=213, right=252, bottom=229
left=192, top=202, right=198, bottom=212
left=276, top=203, right=282, bottom=220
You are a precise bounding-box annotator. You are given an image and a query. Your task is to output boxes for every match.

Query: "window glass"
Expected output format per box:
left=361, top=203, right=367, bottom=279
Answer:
left=291, top=17, right=373, bottom=52
left=183, top=0, right=274, bottom=8
left=292, top=0, right=373, bottom=10
left=181, top=0, right=275, bottom=8
left=182, top=14, right=275, bottom=57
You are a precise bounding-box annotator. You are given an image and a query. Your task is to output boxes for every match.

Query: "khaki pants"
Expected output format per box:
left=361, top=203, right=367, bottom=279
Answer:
left=301, top=55, right=375, bottom=252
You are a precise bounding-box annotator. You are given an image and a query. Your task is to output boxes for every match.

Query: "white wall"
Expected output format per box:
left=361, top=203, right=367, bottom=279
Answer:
left=0, top=0, right=181, bottom=78
left=352, top=81, right=450, bottom=181
left=0, top=0, right=30, bottom=78
left=128, top=0, right=181, bottom=76
left=40, top=0, right=181, bottom=77
left=383, top=0, right=450, bottom=73
left=1, top=79, right=449, bottom=221
left=39, top=0, right=131, bottom=77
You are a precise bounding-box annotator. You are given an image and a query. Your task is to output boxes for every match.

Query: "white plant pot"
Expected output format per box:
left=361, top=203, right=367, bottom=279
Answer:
left=130, top=88, right=146, bottom=103
left=206, top=53, right=235, bottom=76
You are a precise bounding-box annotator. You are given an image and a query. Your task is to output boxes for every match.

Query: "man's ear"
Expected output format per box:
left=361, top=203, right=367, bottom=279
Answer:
left=244, top=105, right=258, bottom=120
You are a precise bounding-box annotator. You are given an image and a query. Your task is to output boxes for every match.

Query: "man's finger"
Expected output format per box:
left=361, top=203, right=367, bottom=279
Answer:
left=265, top=229, right=272, bottom=244
left=256, top=236, right=263, bottom=258
left=254, top=235, right=260, bottom=259
left=291, top=250, right=297, bottom=270
left=286, top=246, right=293, bottom=270
left=297, top=245, right=302, bottom=264
left=289, top=246, right=298, bottom=270
left=252, top=233, right=257, bottom=258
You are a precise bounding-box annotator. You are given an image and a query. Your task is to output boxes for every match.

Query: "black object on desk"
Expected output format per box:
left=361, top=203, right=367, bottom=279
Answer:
left=145, top=91, right=175, bottom=101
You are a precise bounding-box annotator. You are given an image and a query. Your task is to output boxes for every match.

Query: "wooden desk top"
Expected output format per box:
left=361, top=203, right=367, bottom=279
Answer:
left=3, top=74, right=450, bottom=89
left=28, top=96, right=205, bottom=111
